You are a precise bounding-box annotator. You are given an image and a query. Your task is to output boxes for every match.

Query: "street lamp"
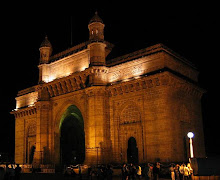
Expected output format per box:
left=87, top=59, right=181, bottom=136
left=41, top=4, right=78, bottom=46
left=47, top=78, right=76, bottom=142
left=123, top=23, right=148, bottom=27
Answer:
left=187, top=132, right=194, bottom=158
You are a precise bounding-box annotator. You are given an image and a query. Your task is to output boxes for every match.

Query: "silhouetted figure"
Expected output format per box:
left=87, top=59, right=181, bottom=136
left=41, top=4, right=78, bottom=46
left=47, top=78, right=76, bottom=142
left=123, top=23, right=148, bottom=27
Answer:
left=4, top=164, right=9, bottom=180
left=174, top=164, right=180, bottom=180
left=106, top=165, right=113, bottom=180
left=129, top=163, right=136, bottom=180
left=78, top=165, right=82, bottom=180
left=9, top=164, right=15, bottom=180
left=122, top=164, right=127, bottom=180
left=153, top=162, right=160, bottom=180
left=14, top=164, right=21, bottom=180
left=0, top=167, right=4, bottom=180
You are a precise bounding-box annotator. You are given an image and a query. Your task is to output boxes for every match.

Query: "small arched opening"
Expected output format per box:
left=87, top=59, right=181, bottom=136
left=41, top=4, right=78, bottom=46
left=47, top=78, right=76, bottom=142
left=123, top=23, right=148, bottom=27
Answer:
left=127, top=137, right=138, bottom=164
left=29, top=145, right=35, bottom=164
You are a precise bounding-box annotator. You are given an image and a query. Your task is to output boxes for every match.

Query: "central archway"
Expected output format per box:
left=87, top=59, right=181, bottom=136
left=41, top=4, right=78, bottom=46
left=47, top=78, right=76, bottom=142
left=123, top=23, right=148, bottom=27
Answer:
left=59, top=105, right=85, bottom=165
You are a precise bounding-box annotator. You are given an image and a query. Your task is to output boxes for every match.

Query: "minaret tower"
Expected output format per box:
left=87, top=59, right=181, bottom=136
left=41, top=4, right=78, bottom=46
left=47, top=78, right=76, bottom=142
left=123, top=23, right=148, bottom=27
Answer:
left=88, top=12, right=106, bottom=66
left=87, top=12, right=108, bottom=86
left=85, top=12, right=112, bottom=165
left=39, top=35, right=52, bottom=64
left=38, top=36, right=52, bottom=83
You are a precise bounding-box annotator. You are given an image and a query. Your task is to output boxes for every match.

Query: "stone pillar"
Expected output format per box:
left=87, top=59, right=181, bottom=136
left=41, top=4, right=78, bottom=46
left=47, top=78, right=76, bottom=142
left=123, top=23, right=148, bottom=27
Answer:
left=84, top=86, right=111, bottom=165
left=34, top=101, right=50, bottom=165
left=14, top=117, right=25, bottom=164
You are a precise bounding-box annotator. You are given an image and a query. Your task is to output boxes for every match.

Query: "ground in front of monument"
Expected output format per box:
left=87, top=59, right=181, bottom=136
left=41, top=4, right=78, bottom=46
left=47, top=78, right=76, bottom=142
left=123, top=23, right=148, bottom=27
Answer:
left=20, top=173, right=169, bottom=180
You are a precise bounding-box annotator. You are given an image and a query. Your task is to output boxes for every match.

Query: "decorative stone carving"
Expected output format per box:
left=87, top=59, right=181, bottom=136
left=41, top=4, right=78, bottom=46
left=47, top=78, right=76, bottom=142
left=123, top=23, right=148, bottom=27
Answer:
left=120, top=104, right=141, bottom=125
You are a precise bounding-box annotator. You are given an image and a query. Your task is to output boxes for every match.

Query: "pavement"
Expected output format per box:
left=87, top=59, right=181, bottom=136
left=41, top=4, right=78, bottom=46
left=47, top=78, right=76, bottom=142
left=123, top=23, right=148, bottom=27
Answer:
left=19, top=173, right=169, bottom=180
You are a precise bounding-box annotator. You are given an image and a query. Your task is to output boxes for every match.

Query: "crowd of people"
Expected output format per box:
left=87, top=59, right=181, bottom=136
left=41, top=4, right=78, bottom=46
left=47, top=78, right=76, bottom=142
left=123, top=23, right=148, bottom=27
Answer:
left=121, top=162, right=193, bottom=180
left=87, top=164, right=114, bottom=180
left=0, top=162, right=193, bottom=180
left=85, top=161, right=193, bottom=180
left=122, top=162, right=160, bottom=180
left=0, top=164, right=21, bottom=180
left=169, top=163, right=193, bottom=180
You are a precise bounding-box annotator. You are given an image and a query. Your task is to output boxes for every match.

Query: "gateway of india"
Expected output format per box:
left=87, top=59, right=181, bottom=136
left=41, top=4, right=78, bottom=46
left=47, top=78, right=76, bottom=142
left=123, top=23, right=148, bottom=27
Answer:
left=11, top=12, right=206, bottom=167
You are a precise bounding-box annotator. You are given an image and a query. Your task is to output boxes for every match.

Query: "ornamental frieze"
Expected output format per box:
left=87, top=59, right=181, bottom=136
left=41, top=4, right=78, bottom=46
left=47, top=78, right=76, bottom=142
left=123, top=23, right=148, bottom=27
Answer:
left=43, top=73, right=88, bottom=98
left=11, top=106, right=37, bottom=118
left=107, top=71, right=204, bottom=98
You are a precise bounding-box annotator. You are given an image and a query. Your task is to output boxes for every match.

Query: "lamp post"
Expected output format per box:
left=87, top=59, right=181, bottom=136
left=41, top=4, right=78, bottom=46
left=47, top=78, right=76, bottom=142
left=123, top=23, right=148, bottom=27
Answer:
left=187, top=132, right=194, bottom=158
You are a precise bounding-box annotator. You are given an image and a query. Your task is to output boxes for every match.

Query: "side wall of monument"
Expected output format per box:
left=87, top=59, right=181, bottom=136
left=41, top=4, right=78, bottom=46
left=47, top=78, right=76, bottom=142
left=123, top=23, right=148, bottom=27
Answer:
left=109, top=71, right=205, bottom=163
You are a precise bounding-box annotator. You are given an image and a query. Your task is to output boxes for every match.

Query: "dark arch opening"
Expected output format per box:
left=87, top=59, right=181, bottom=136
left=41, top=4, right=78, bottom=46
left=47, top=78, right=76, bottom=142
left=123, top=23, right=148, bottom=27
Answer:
left=60, top=105, right=85, bottom=165
left=29, top=146, right=35, bottom=164
left=127, top=137, right=138, bottom=164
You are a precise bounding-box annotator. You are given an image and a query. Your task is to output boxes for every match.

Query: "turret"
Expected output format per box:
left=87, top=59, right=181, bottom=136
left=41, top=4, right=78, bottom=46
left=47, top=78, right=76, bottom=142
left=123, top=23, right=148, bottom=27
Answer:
left=38, top=36, right=52, bottom=84
left=39, top=36, right=52, bottom=64
left=88, top=12, right=106, bottom=66
left=88, top=11, right=105, bottom=41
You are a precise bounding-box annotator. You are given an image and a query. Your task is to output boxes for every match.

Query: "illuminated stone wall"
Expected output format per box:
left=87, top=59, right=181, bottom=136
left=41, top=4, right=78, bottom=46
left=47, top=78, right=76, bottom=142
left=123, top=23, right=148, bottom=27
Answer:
left=14, top=107, right=37, bottom=164
left=39, top=49, right=89, bottom=83
left=108, top=70, right=205, bottom=163
left=11, top=13, right=205, bottom=165
left=12, top=43, right=206, bottom=165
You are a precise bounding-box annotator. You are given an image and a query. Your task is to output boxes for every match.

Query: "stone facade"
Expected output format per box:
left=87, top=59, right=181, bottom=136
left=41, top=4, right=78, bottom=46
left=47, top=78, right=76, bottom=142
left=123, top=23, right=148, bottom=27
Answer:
left=11, top=13, right=206, bottom=166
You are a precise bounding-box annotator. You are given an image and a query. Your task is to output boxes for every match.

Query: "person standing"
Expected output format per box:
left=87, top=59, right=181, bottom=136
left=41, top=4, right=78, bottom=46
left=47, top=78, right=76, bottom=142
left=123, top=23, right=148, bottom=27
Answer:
left=174, top=164, right=180, bottom=180
left=148, top=164, right=153, bottom=180
left=78, top=164, right=82, bottom=180
left=15, top=164, right=21, bottom=180
left=170, top=164, right=175, bottom=180
left=122, top=164, right=127, bottom=180
left=142, top=164, right=148, bottom=180
left=153, top=162, right=160, bottom=180
left=129, top=163, right=136, bottom=180
left=183, top=164, right=189, bottom=180
left=0, top=167, right=4, bottom=180
left=187, top=163, right=193, bottom=179
left=137, top=165, right=142, bottom=179
left=4, top=164, right=9, bottom=180
left=179, top=164, right=184, bottom=180
left=9, top=164, right=15, bottom=180
left=106, top=164, right=113, bottom=180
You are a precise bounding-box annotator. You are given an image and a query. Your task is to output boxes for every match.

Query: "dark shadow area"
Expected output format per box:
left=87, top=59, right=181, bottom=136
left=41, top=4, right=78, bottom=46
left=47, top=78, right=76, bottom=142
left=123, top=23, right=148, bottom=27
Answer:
left=127, top=137, right=138, bottom=164
left=60, top=105, right=85, bottom=165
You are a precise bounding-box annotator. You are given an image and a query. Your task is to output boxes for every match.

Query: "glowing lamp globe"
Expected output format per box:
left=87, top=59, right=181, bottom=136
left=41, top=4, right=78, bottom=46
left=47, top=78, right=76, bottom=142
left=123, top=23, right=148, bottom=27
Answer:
left=187, top=132, right=194, bottom=138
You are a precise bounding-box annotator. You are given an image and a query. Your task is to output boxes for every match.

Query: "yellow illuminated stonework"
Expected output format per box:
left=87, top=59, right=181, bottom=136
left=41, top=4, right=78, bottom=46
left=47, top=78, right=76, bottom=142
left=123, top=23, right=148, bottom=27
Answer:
left=11, top=13, right=206, bottom=166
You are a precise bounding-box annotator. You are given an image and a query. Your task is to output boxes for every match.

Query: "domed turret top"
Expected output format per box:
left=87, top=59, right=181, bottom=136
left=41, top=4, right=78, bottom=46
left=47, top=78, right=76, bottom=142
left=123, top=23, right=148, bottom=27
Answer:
left=89, top=11, right=103, bottom=24
left=40, top=35, right=52, bottom=48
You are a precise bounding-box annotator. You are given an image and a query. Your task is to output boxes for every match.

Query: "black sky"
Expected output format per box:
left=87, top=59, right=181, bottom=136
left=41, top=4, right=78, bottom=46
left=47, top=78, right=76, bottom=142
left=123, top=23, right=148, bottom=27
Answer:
left=0, top=2, right=219, bottom=158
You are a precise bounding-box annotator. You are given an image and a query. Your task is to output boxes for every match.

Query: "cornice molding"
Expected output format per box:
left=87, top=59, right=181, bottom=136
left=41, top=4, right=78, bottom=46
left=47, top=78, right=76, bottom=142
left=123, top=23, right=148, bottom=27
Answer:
left=107, top=71, right=205, bottom=98
left=11, top=106, right=37, bottom=118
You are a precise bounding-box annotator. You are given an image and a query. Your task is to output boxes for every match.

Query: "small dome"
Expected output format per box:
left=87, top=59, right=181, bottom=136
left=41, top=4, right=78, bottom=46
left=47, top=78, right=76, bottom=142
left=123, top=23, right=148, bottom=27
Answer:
left=40, top=36, right=52, bottom=48
left=89, top=11, right=103, bottom=24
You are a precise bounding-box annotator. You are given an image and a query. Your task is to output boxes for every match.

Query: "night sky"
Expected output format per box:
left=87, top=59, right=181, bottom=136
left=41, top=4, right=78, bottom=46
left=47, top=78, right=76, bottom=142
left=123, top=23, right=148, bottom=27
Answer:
left=0, top=2, right=219, bottom=159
